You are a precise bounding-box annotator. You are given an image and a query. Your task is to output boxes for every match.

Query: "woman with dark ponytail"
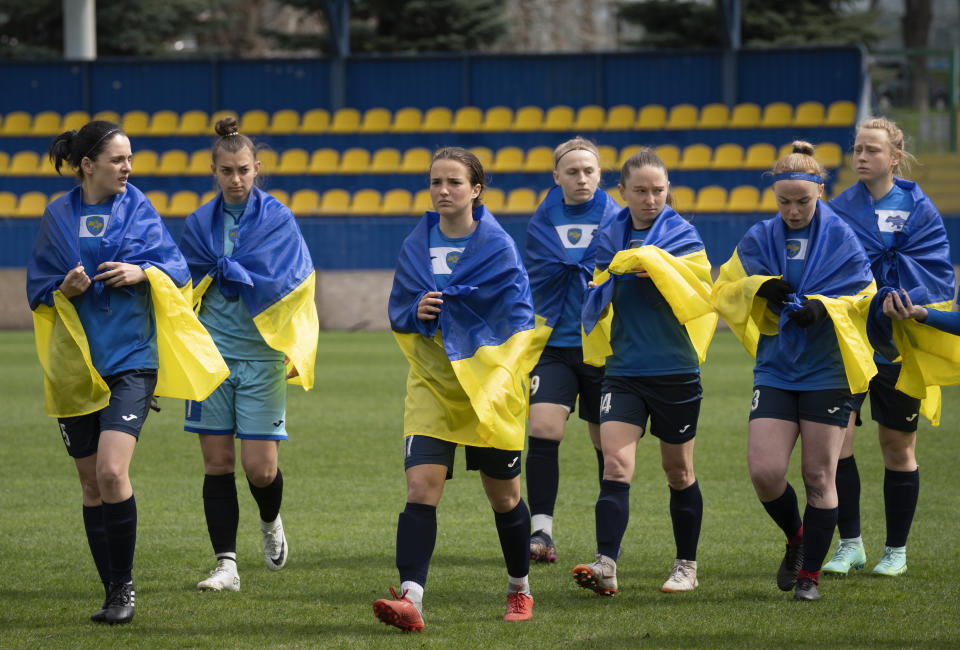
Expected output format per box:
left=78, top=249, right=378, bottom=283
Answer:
left=27, top=120, right=227, bottom=624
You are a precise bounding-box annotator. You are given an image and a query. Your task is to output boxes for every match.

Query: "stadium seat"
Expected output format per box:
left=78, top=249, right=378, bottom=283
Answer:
left=0, top=151, right=8, bottom=173
left=381, top=188, right=413, bottom=215
left=411, top=189, right=433, bottom=213
left=490, top=146, right=525, bottom=173
left=92, top=110, right=120, bottom=124
left=653, top=144, right=680, bottom=169
left=481, top=106, right=514, bottom=132
left=793, top=101, right=825, bottom=127
left=502, top=188, right=537, bottom=214
left=145, top=190, right=169, bottom=213
left=421, top=106, right=453, bottom=133
left=15, top=191, right=47, bottom=218
left=760, top=102, right=793, bottom=128
left=523, top=146, right=554, bottom=172
left=267, top=109, right=300, bottom=135
left=186, top=149, right=211, bottom=175
left=122, top=110, right=150, bottom=136
left=148, top=110, right=179, bottom=136
left=31, top=111, right=62, bottom=136
left=8, top=151, right=40, bottom=175
left=178, top=110, right=209, bottom=135
left=693, top=185, right=728, bottom=213
left=61, top=110, right=90, bottom=132
left=370, top=147, right=401, bottom=173
left=670, top=186, right=695, bottom=214
left=391, top=107, right=423, bottom=133
left=328, top=108, right=361, bottom=134
left=637, top=104, right=667, bottom=130
left=697, top=103, right=729, bottom=129
left=0, top=191, right=17, bottom=216
left=728, top=102, right=761, bottom=128
left=157, top=149, right=188, bottom=175
left=726, top=186, right=760, bottom=212
left=2, top=111, right=31, bottom=135
left=257, top=149, right=278, bottom=173
left=290, top=189, right=320, bottom=216
left=597, top=145, right=617, bottom=171
left=512, top=106, right=544, bottom=132
left=815, top=142, right=843, bottom=169
left=209, top=110, right=238, bottom=131
left=711, top=143, right=745, bottom=170
left=36, top=153, right=58, bottom=177
left=603, top=105, right=636, bottom=130
left=677, top=144, right=712, bottom=170
left=359, top=107, right=392, bottom=134
left=451, top=106, right=483, bottom=132
left=825, top=100, right=856, bottom=127
left=309, top=148, right=339, bottom=173
left=537, top=187, right=550, bottom=204
left=665, top=104, right=698, bottom=130
left=277, top=148, right=309, bottom=174
left=167, top=190, right=199, bottom=218
left=470, top=146, right=493, bottom=169
left=339, top=147, right=371, bottom=173
left=299, top=108, right=330, bottom=134
left=49, top=191, right=66, bottom=202
left=743, top=143, right=776, bottom=170
left=350, top=189, right=382, bottom=215
left=133, top=149, right=159, bottom=175
left=399, top=147, right=432, bottom=173
left=483, top=188, right=505, bottom=213
left=317, top=188, right=351, bottom=216
left=201, top=190, right=218, bottom=205
left=573, top=105, right=605, bottom=131
left=618, top=144, right=643, bottom=168
left=759, top=187, right=778, bottom=212
left=543, top=105, right=574, bottom=131
left=264, top=189, right=287, bottom=206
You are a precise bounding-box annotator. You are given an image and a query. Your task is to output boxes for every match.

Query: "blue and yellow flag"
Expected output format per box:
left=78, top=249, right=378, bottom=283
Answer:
left=180, top=187, right=319, bottom=390
left=712, top=201, right=877, bottom=394
left=27, top=183, right=228, bottom=417
left=581, top=205, right=717, bottom=367
left=389, top=206, right=537, bottom=451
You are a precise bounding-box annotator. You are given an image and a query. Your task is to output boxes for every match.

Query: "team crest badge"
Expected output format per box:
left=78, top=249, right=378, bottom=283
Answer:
left=567, top=228, right=583, bottom=245
left=85, top=215, right=105, bottom=236
left=885, top=214, right=907, bottom=229
left=229, top=226, right=238, bottom=243
left=446, top=251, right=461, bottom=269
left=786, top=240, right=801, bottom=258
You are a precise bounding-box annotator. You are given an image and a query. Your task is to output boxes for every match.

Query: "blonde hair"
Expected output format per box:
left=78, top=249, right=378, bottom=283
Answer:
left=857, top=117, right=916, bottom=177
left=771, top=140, right=828, bottom=181
left=553, top=137, right=600, bottom=169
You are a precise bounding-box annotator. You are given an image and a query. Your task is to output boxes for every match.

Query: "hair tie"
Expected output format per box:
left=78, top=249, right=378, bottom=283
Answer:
left=772, top=172, right=822, bottom=184
left=554, top=146, right=597, bottom=169
left=224, top=131, right=240, bottom=137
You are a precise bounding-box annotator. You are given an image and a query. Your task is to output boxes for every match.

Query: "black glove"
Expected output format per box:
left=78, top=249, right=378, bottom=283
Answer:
left=786, top=299, right=827, bottom=328
left=756, top=278, right=793, bottom=304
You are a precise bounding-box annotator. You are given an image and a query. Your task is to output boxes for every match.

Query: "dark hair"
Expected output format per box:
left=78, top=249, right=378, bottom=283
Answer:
left=771, top=140, right=828, bottom=181
left=48, top=120, right=125, bottom=177
left=430, top=146, right=486, bottom=208
left=619, top=147, right=668, bottom=186
left=211, top=116, right=257, bottom=164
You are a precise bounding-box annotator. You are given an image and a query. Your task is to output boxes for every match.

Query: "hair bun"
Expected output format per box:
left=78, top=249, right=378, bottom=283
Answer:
left=791, top=140, right=815, bottom=156
left=214, top=116, right=240, bottom=137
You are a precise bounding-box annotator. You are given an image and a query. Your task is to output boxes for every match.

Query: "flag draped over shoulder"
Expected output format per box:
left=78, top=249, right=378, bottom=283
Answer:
left=581, top=205, right=717, bottom=367
left=388, top=206, right=537, bottom=451
left=711, top=201, right=877, bottom=393
left=27, top=183, right=228, bottom=417
left=180, top=187, right=319, bottom=390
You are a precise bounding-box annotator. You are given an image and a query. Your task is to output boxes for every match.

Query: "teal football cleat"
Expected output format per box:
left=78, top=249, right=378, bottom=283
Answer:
left=821, top=537, right=866, bottom=575
left=872, top=545, right=907, bottom=577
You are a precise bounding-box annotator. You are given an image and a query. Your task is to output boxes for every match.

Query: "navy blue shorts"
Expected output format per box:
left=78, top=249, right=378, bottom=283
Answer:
left=599, top=373, right=702, bottom=444
left=850, top=364, right=921, bottom=433
left=529, top=346, right=604, bottom=423
left=749, top=385, right=853, bottom=427
left=57, top=369, right=158, bottom=459
left=403, top=435, right=522, bottom=480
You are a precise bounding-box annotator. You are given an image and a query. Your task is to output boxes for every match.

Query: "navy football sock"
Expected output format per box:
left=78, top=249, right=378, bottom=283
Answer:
left=103, top=494, right=137, bottom=584
left=761, top=483, right=803, bottom=541
left=82, top=504, right=109, bottom=595
left=801, top=504, right=838, bottom=573
left=525, top=437, right=560, bottom=518
left=494, top=499, right=531, bottom=579
left=248, top=468, right=283, bottom=524
left=669, top=480, right=703, bottom=561
left=884, top=467, right=919, bottom=547
left=595, top=479, right=630, bottom=559
left=835, top=455, right=861, bottom=538
left=396, top=502, right=437, bottom=586
left=203, top=472, right=239, bottom=556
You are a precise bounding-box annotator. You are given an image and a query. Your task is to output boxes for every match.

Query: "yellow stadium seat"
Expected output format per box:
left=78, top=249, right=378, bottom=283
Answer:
left=603, top=105, right=636, bottom=131
left=470, top=146, right=493, bottom=169
left=3, top=111, right=31, bottom=135
left=677, top=144, right=712, bottom=170
left=825, top=100, right=856, bottom=127
left=421, top=106, right=453, bottom=133
left=0, top=191, right=17, bottom=216
left=370, top=147, right=401, bottom=173
left=759, top=187, right=778, bottom=212
left=290, top=189, right=320, bottom=216
left=512, top=106, right=544, bottom=132
left=693, top=185, right=728, bottom=213
left=711, top=143, right=745, bottom=170
left=502, top=188, right=538, bottom=214
left=482, top=188, right=505, bottom=213
left=637, top=104, right=667, bottom=130
left=649, top=145, right=677, bottom=169
left=133, top=150, right=159, bottom=175
left=618, top=145, right=643, bottom=168
left=37, top=153, right=59, bottom=176
left=149, top=110, right=179, bottom=136
left=50, top=191, right=65, bottom=202
left=317, top=189, right=351, bottom=216
left=729, top=103, right=761, bottom=128
left=92, top=110, right=120, bottom=124
left=267, top=109, right=300, bottom=135
left=299, top=108, right=330, bottom=134
left=523, top=146, right=554, bottom=172
left=178, top=110, right=209, bottom=135
left=157, top=149, right=188, bottom=175
left=670, top=186, right=695, bottom=214
left=490, top=146, right=524, bottom=173
left=209, top=110, right=238, bottom=132
left=16, top=191, right=47, bottom=218
left=8, top=151, right=40, bottom=175
left=257, top=149, right=278, bottom=173
left=793, top=101, right=825, bottom=127
left=167, top=190, right=199, bottom=218
left=761, top=102, right=793, bottom=128
left=308, top=148, right=339, bottom=173
left=265, top=189, right=288, bottom=206
left=451, top=106, right=483, bottom=132
left=145, top=191, right=169, bottom=214
left=815, top=142, right=843, bottom=168
left=277, top=148, right=309, bottom=174
left=62, top=110, right=91, bottom=132
left=538, top=188, right=550, bottom=204
left=239, top=109, right=269, bottom=135
left=726, top=186, right=760, bottom=212
left=573, top=105, right=605, bottom=131
left=201, top=190, right=218, bottom=205
left=400, top=147, right=432, bottom=173
left=743, top=143, right=776, bottom=170
left=597, top=145, right=617, bottom=171
left=328, top=108, right=361, bottom=134
left=697, top=103, right=729, bottom=129
left=481, top=106, right=513, bottom=132
left=665, top=104, right=698, bottom=130
left=31, top=111, right=62, bottom=136
left=122, top=110, right=149, bottom=136
left=187, top=149, right=212, bottom=175
left=391, top=107, right=423, bottom=133
left=777, top=143, right=796, bottom=159
left=381, top=189, right=414, bottom=215
left=350, top=189, right=382, bottom=215
left=543, top=105, right=574, bottom=131
left=0, top=151, right=8, bottom=173
left=338, top=147, right=370, bottom=173
left=359, top=107, right=392, bottom=134
left=412, top=189, right=433, bottom=214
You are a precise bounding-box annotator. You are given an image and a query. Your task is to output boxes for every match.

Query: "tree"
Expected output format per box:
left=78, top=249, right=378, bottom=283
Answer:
left=902, top=0, right=932, bottom=111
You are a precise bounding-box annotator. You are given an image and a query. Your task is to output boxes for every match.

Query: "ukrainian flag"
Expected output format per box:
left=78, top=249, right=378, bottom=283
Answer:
left=27, top=183, right=228, bottom=418
left=389, top=206, right=537, bottom=451
left=180, top=187, right=319, bottom=390
left=581, top=205, right=717, bottom=367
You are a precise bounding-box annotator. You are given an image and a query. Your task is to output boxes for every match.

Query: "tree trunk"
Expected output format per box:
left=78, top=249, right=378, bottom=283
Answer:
left=902, top=0, right=932, bottom=112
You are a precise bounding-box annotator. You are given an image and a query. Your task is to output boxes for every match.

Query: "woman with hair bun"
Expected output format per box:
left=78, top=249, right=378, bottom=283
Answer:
left=178, top=117, right=319, bottom=593
left=712, top=141, right=876, bottom=601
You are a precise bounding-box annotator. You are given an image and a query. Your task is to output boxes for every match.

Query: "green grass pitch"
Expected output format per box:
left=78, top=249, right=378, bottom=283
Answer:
left=1, top=329, right=958, bottom=648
